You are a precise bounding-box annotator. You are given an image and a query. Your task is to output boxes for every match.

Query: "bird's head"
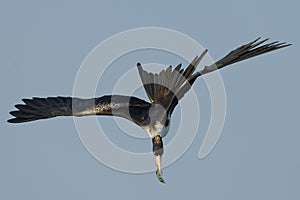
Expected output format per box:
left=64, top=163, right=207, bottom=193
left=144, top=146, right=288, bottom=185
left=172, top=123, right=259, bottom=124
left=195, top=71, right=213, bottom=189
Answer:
left=152, top=135, right=164, bottom=156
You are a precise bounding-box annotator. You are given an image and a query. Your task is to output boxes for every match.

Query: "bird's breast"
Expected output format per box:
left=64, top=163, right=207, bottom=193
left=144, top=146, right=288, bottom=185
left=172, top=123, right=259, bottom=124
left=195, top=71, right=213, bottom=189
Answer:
left=142, top=121, right=170, bottom=139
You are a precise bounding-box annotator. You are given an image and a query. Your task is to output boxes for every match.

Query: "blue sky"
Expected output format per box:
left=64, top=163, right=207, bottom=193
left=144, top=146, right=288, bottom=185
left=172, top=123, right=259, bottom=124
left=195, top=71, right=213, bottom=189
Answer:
left=1, top=0, right=299, bottom=199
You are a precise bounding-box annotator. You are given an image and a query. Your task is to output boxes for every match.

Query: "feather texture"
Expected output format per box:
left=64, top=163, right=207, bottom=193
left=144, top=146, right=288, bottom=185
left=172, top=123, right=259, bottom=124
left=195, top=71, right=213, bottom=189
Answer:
left=8, top=95, right=151, bottom=126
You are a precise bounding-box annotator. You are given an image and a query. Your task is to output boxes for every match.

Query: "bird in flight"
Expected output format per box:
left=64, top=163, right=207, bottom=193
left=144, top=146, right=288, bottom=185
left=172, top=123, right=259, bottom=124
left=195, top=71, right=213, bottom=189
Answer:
left=8, top=38, right=290, bottom=183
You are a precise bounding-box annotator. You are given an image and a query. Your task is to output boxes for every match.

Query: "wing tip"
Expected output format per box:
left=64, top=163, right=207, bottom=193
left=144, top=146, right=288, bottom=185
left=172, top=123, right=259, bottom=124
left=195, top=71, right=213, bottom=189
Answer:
left=7, top=118, right=28, bottom=123
left=7, top=118, right=14, bottom=123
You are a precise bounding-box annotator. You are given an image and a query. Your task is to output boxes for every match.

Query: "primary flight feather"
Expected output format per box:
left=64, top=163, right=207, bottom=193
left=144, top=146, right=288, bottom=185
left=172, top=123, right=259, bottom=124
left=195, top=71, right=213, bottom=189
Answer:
left=8, top=38, right=291, bottom=183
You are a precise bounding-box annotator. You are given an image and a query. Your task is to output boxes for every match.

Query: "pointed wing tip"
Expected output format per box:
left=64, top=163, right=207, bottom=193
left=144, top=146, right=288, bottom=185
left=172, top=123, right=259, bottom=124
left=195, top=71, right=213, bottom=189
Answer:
left=7, top=118, right=14, bottom=123
left=254, top=37, right=292, bottom=50
left=9, top=110, right=18, bottom=116
left=21, top=98, right=31, bottom=102
left=282, top=43, right=292, bottom=47
left=7, top=118, right=23, bottom=123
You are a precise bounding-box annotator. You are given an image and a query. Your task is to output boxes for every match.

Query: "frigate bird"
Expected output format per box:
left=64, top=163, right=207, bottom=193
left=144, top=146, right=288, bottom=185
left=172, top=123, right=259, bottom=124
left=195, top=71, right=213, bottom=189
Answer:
left=8, top=38, right=290, bottom=183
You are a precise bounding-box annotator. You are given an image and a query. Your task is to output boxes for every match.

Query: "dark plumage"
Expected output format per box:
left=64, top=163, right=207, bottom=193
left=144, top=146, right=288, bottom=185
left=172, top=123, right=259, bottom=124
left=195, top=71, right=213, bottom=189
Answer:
left=8, top=38, right=291, bottom=183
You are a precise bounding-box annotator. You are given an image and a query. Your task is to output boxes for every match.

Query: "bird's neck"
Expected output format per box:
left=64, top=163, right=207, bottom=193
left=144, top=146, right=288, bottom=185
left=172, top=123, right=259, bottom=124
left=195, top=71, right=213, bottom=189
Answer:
left=142, top=117, right=170, bottom=139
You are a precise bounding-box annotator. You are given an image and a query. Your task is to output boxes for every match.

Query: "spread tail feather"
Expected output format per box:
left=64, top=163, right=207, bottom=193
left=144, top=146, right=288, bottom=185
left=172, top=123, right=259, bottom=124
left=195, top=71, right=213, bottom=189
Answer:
left=137, top=50, right=208, bottom=110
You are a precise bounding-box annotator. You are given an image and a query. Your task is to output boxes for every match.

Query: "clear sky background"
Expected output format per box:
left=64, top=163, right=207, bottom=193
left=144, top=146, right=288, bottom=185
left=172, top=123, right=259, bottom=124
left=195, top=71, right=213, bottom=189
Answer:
left=1, top=0, right=299, bottom=199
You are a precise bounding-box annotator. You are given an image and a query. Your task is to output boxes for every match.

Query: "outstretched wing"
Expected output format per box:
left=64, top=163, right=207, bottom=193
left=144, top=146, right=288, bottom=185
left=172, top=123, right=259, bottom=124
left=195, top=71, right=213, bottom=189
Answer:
left=138, top=38, right=291, bottom=116
left=8, top=95, right=151, bottom=126
left=189, top=38, right=291, bottom=82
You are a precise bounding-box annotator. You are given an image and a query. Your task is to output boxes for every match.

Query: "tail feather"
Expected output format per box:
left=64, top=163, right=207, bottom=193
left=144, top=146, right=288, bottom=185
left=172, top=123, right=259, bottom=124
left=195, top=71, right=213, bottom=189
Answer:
left=137, top=50, right=208, bottom=110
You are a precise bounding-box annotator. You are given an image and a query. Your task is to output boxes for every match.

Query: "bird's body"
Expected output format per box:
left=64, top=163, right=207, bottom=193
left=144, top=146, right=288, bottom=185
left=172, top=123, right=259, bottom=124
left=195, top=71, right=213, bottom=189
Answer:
left=8, top=38, right=291, bottom=183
